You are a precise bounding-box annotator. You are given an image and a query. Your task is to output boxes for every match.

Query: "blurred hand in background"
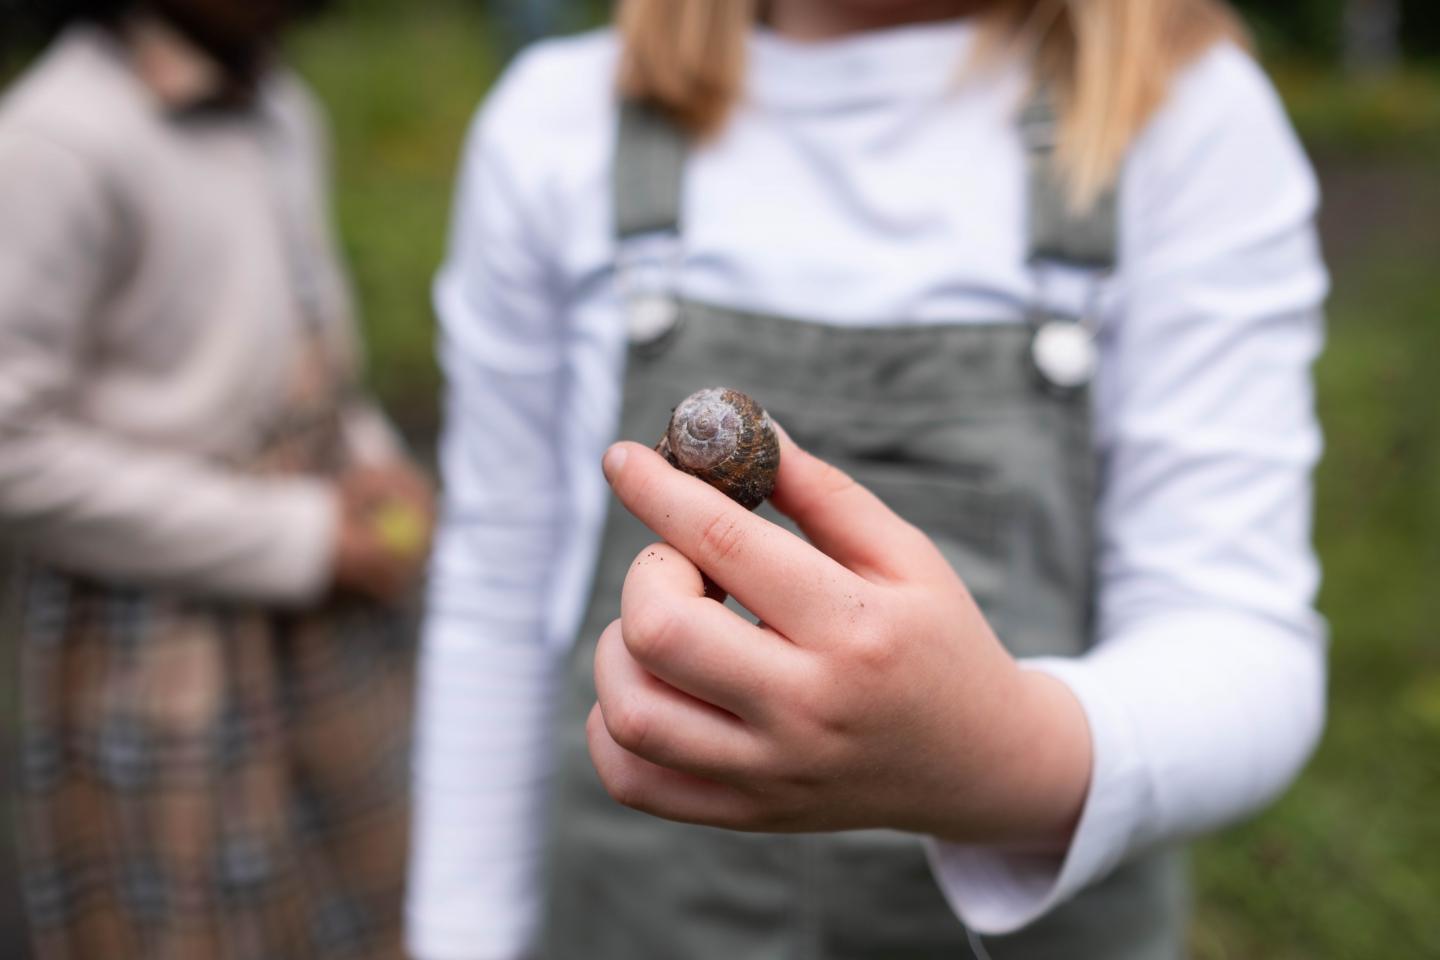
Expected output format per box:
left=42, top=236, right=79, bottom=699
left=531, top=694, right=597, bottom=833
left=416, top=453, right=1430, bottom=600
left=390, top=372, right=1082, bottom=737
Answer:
left=334, top=461, right=436, bottom=605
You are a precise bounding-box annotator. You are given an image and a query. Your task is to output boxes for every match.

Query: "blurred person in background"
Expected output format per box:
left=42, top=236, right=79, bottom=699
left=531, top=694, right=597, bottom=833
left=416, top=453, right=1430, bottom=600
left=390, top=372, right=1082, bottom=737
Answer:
left=409, top=0, right=1328, bottom=958
left=0, top=1, right=432, bottom=957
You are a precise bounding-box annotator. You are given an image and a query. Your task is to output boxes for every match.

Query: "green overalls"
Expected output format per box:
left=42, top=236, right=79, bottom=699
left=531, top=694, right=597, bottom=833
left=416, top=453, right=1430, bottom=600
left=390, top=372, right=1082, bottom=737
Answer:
left=542, top=98, right=1187, bottom=959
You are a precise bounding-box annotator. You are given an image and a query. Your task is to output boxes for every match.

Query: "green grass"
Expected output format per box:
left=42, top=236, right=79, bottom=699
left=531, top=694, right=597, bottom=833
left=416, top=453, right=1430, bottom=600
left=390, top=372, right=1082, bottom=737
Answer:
left=1274, top=61, right=1440, bottom=156
left=1191, top=218, right=1440, bottom=959
left=288, top=1, right=502, bottom=421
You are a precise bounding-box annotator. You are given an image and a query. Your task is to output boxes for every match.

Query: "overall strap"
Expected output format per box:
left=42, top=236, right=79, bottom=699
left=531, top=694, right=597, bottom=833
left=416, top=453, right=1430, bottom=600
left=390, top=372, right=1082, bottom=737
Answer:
left=614, top=100, right=687, bottom=240
left=612, top=93, right=1119, bottom=267
left=1019, top=91, right=1119, bottom=271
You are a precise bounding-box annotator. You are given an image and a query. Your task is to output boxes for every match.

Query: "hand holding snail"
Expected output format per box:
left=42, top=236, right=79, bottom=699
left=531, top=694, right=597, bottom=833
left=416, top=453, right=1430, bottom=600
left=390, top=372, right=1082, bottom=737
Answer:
left=589, top=427, right=1094, bottom=847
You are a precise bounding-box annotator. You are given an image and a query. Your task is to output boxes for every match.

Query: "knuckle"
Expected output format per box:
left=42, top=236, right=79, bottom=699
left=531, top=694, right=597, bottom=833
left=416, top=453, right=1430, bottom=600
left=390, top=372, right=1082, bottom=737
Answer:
left=901, top=520, right=948, bottom=570
left=815, top=459, right=859, bottom=498
left=789, top=676, right=850, bottom=741
left=608, top=693, right=656, bottom=756
left=843, top=598, right=901, bottom=672
left=849, top=628, right=900, bottom=673
left=755, top=746, right=822, bottom=800
left=624, top=599, right=679, bottom=663
left=698, top=512, right=748, bottom=567
left=598, top=760, right=645, bottom=812
left=609, top=772, right=643, bottom=811
left=786, top=456, right=859, bottom=521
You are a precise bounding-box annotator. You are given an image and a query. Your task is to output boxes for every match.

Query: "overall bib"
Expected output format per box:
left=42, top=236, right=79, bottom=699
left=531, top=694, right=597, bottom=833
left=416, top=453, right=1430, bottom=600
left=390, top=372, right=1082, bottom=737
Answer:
left=543, top=100, right=1186, bottom=959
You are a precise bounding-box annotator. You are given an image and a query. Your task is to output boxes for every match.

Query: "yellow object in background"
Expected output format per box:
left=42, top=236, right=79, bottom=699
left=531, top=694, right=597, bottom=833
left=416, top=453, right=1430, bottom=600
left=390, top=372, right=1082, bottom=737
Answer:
left=372, top=500, right=428, bottom=558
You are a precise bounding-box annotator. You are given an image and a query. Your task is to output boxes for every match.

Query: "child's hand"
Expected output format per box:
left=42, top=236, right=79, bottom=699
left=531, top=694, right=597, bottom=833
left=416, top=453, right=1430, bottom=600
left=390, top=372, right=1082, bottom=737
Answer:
left=331, top=462, right=435, bottom=605
left=589, top=432, right=1093, bottom=849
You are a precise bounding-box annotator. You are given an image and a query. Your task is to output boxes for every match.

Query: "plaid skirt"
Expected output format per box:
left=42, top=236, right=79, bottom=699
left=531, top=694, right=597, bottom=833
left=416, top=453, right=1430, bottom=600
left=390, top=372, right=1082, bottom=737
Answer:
left=9, top=316, right=415, bottom=959
left=14, top=570, right=413, bottom=960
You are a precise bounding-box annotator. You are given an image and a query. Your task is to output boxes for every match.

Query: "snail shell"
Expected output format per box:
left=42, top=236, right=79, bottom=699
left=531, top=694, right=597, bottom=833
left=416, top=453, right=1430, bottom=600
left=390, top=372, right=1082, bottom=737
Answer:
left=656, top=388, right=780, bottom=510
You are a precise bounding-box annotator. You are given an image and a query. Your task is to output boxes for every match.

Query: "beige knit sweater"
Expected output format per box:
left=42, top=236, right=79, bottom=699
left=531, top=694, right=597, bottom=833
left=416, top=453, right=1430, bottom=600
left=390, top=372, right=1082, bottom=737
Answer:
left=0, top=23, right=398, bottom=605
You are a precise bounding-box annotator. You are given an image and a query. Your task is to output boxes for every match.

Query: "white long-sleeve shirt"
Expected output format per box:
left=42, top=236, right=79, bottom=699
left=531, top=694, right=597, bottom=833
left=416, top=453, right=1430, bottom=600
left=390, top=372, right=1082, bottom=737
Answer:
left=409, top=22, right=1329, bottom=960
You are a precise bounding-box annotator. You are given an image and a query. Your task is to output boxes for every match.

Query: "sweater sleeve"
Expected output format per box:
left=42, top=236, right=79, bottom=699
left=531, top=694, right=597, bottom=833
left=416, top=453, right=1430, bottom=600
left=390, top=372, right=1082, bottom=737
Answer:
left=406, top=51, right=574, bottom=960
left=0, top=129, right=337, bottom=605
left=927, top=44, right=1329, bottom=933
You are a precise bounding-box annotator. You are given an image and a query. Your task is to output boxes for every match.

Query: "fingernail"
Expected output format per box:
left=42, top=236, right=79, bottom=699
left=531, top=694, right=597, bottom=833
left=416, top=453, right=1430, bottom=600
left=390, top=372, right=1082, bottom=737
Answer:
left=602, top=444, right=629, bottom=482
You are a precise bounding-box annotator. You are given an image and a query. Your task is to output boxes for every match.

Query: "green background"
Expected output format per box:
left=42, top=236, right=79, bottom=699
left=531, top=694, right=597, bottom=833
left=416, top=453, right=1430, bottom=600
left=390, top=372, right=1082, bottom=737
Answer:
left=3, top=2, right=1439, bottom=957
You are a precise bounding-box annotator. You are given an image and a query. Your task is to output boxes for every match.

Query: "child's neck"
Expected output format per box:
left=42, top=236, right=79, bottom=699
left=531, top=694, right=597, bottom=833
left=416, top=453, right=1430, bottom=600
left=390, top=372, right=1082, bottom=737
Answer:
left=766, top=0, right=994, bottom=41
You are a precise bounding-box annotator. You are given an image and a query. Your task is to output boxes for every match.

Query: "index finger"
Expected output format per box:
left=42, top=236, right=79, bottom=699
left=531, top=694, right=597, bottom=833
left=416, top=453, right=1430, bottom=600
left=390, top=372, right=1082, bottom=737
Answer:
left=603, top=442, right=866, bottom=642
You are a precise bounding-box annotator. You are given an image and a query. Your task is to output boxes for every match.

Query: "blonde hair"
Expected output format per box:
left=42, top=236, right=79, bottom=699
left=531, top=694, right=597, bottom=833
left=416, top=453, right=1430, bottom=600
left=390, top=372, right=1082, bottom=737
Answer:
left=617, top=0, right=1247, bottom=209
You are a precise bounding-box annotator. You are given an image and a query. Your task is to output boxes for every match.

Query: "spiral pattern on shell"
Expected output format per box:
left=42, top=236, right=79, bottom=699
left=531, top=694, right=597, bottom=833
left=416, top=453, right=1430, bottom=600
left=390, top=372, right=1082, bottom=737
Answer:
left=656, top=388, right=780, bottom=510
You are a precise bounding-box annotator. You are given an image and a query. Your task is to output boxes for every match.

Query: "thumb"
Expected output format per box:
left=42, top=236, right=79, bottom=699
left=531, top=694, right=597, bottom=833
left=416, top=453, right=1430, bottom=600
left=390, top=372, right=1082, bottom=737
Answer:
left=769, top=425, right=938, bottom=584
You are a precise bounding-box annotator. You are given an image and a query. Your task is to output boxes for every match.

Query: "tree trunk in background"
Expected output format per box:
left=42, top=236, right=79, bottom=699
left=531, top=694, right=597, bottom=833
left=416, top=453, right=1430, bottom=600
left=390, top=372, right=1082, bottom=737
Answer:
left=1344, top=0, right=1402, bottom=74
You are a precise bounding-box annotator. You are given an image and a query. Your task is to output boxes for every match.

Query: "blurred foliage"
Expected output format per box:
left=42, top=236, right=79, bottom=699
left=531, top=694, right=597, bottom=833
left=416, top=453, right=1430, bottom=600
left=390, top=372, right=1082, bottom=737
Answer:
left=285, top=0, right=502, bottom=425
left=1233, top=0, right=1440, bottom=60
left=1190, top=164, right=1440, bottom=957
left=1275, top=64, right=1440, bottom=154
left=1234, top=0, right=1350, bottom=59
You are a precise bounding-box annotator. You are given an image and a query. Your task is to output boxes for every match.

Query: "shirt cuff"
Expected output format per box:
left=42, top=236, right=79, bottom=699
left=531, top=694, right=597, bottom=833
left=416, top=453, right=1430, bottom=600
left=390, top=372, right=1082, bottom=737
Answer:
left=406, top=908, right=538, bottom=960
left=924, top=657, right=1152, bottom=935
left=246, top=477, right=339, bottom=606
left=341, top=400, right=406, bottom=466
